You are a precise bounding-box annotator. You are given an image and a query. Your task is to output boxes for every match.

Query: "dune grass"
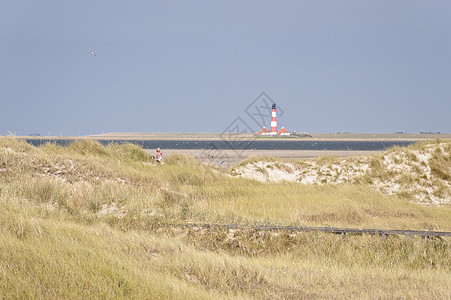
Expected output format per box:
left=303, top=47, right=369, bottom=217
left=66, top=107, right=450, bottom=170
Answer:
left=0, top=194, right=449, bottom=299
left=1, top=137, right=449, bottom=230
left=196, top=182, right=450, bottom=230
left=0, top=137, right=450, bottom=298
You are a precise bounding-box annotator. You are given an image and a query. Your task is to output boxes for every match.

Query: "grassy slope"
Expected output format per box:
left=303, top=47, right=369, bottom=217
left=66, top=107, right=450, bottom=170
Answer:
left=0, top=138, right=450, bottom=298
left=233, top=140, right=451, bottom=205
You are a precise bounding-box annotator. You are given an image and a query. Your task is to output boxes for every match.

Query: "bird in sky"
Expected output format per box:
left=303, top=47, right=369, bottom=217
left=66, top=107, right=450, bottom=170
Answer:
left=91, top=50, right=96, bottom=56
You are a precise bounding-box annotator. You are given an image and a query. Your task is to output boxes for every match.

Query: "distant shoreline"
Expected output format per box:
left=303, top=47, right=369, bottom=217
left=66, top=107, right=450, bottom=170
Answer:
left=15, top=132, right=451, bottom=142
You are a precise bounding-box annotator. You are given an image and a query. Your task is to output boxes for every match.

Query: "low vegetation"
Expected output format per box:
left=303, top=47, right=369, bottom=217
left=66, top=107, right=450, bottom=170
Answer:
left=0, top=138, right=450, bottom=298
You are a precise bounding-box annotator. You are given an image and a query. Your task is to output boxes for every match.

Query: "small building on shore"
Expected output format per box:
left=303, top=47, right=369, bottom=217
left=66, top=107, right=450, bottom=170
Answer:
left=277, top=127, right=290, bottom=136
left=257, top=127, right=270, bottom=135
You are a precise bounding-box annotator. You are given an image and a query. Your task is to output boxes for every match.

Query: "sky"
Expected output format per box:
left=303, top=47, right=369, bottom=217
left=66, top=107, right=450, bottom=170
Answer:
left=1, top=0, right=450, bottom=136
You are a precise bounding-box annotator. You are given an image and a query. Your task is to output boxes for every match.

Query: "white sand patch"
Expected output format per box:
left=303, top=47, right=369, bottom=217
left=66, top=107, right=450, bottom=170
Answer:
left=232, top=142, right=451, bottom=205
left=98, top=203, right=126, bottom=218
left=236, top=161, right=299, bottom=182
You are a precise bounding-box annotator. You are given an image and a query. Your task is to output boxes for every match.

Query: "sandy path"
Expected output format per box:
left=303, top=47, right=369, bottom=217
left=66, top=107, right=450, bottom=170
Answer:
left=144, top=149, right=381, bottom=168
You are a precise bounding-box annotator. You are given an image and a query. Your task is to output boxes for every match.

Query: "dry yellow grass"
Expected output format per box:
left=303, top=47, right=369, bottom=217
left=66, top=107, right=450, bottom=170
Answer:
left=0, top=137, right=450, bottom=299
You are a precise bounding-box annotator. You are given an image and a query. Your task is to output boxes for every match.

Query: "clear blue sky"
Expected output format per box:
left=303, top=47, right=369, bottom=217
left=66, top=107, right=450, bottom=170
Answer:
left=1, top=0, right=450, bottom=136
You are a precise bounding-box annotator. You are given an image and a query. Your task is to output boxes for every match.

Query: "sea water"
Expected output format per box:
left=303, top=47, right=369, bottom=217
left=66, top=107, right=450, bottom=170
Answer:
left=25, top=139, right=415, bottom=151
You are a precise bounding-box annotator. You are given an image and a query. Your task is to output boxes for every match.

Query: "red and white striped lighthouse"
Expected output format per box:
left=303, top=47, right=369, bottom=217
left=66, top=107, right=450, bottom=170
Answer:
left=270, top=102, right=277, bottom=135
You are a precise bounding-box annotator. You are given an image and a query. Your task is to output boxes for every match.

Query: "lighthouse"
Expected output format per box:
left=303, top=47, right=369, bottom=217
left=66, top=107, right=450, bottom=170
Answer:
left=270, top=102, right=277, bottom=135
left=256, top=101, right=290, bottom=136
